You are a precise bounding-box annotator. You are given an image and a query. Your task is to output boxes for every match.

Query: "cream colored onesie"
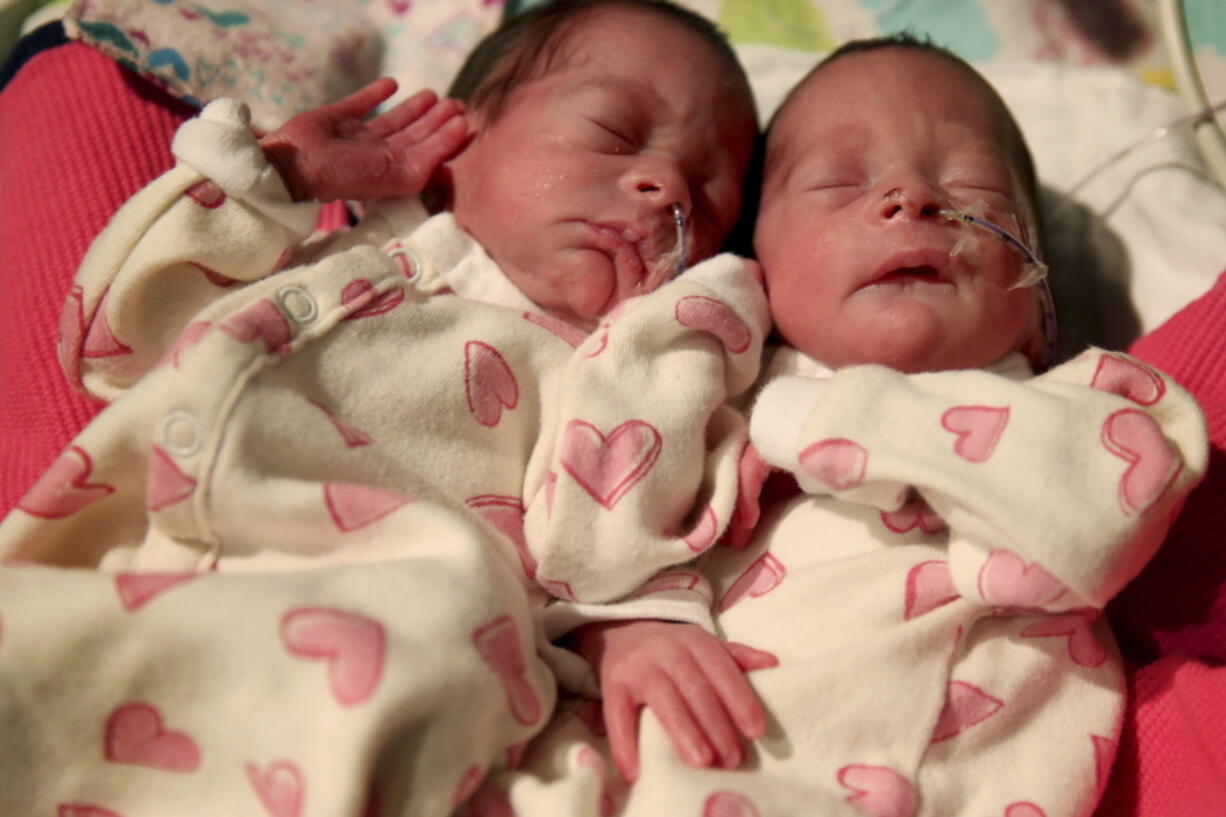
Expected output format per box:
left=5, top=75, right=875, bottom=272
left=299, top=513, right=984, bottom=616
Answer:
left=469, top=347, right=1207, bottom=817
left=0, top=101, right=769, bottom=817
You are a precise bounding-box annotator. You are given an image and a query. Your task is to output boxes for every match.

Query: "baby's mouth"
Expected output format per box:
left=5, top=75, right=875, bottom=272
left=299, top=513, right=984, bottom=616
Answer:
left=876, top=265, right=942, bottom=284
left=866, top=249, right=953, bottom=289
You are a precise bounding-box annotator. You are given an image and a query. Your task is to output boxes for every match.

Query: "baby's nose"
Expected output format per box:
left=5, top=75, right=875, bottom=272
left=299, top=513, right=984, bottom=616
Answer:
left=878, top=185, right=944, bottom=221
left=625, top=157, right=690, bottom=211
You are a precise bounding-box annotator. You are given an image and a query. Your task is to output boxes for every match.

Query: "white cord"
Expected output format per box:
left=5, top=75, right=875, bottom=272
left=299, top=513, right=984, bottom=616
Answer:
left=1157, top=0, right=1226, bottom=188
left=1058, top=97, right=1226, bottom=207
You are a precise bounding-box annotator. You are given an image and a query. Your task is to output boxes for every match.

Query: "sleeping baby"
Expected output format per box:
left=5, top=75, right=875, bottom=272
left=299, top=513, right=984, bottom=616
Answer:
left=470, top=34, right=1209, bottom=817
left=0, top=2, right=773, bottom=815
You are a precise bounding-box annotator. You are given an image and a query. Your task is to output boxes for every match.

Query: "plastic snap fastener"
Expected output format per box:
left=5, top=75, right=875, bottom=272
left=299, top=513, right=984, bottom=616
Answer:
left=161, top=409, right=203, bottom=457
left=277, top=285, right=318, bottom=324
left=387, top=243, right=421, bottom=281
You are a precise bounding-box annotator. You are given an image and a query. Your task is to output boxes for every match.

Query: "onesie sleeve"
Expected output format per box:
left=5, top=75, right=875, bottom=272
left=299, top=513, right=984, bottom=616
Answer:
left=523, top=253, right=771, bottom=618
left=62, top=99, right=325, bottom=402
left=750, top=349, right=1208, bottom=612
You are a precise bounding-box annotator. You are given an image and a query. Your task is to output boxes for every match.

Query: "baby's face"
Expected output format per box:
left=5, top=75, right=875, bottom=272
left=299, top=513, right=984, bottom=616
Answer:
left=446, top=6, right=757, bottom=328
left=755, top=48, right=1039, bottom=372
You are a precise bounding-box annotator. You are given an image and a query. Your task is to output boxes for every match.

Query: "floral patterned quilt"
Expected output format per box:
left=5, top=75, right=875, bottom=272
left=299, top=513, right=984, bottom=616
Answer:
left=63, top=0, right=1225, bottom=135
left=63, top=0, right=505, bottom=132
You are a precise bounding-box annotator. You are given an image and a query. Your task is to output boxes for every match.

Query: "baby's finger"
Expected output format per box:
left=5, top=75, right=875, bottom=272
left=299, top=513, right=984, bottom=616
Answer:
left=326, top=77, right=400, bottom=120
left=603, top=689, right=642, bottom=782
left=671, top=665, right=745, bottom=769
left=387, top=115, right=469, bottom=193
left=745, top=259, right=766, bottom=287
left=367, top=88, right=441, bottom=138
left=642, top=676, right=716, bottom=770
left=397, top=97, right=467, bottom=144
left=703, top=644, right=775, bottom=741
left=726, top=642, right=780, bottom=673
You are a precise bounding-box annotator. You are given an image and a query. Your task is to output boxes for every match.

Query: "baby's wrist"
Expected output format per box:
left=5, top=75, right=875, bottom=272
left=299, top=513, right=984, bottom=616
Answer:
left=257, top=134, right=311, bottom=203
left=750, top=375, right=829, bottom=469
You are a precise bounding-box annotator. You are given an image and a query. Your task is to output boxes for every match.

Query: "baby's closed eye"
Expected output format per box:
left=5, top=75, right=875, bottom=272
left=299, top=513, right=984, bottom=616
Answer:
left=945, top=176, right=1010, bottom=193
left=804, top=177, right=865, bottom=191
left=584, top=117, right=639, bottom=153
left=941, top=159, right=1017, bottom=202
left=800, top=178, right=866, bottom=208
left=945, top=182, right=1016, bottom=210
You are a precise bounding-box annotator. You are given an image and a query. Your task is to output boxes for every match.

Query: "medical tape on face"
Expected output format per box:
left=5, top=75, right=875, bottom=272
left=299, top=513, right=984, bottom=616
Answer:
left=935, top=200, right=1057, bottom=369
left=882, top=190, right=1047, bottom=290
left=935, top=202, right=1048, bottom=290
left=630, top=204, right=689, bottom=290
left=640, top=203, right=690, bottom=284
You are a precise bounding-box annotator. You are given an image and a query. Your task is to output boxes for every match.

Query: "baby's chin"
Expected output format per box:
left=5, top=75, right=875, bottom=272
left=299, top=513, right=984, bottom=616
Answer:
left=840, top=293, right=1029, bottom=372
left=807, top=318, right=994, bottom=374
left=503, top=253, right=613, bottom=332
left=851, top=341, right=1018, bottom=374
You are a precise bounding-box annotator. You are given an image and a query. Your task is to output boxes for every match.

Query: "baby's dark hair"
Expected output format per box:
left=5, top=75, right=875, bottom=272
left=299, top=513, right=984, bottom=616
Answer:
left=448, top=0, right=749, bottom=123
left=767, top=32, right=1041, bottom=225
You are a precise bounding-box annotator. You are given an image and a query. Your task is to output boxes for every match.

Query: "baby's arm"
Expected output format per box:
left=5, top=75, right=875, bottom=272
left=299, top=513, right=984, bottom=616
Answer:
left=66, top=80, right=465, bottom=401
left=751, top=350, right=1208, bottom=612
left=518, top=257, right=770, bottom=778
left=523, top=254, right=771, bottom=605
left=524, top=257, right=771, bottom=777
left=571, top=618, right=776, bottom=782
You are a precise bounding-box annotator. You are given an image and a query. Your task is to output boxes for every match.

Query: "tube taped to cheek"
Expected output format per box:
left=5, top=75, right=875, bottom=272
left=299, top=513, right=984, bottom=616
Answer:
left=936, top=200, right=1049, bottom=290
left=641, top=203, right=689, bottom=285
left=668, top=202, right=688, bottom=278
left=936, top=199, right=1056, bottom=369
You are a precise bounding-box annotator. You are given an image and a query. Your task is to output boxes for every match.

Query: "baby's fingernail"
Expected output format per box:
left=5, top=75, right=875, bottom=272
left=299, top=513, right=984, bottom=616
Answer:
left=685, top=742, right=710, bottom=766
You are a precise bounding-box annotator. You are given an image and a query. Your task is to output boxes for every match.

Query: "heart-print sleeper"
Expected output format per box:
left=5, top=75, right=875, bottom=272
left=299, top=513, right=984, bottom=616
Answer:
left=477, top=346, right=1207, bottom=817
left=0, top=100, right=770, bottom=816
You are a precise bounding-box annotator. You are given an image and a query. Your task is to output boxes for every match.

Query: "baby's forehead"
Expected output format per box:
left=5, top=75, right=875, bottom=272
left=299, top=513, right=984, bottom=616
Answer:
left=550, top=6, right=746, bottom=87
left=767, top=49, right=1019, bottom=169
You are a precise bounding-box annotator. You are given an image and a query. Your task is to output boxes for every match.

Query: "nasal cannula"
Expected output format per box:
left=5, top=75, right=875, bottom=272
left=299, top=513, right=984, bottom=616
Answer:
left=671, top=202, right=688, bottom=277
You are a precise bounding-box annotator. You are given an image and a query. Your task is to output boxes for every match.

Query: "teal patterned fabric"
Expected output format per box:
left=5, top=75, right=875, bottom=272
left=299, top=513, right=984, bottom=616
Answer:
left=861, top=0, right=1000, bottom=62
left=704, top=0, right=1224, bottom=106
left=64, top=0, right=506, bottom=131
left=63, top=0, right=1225, bottom=131
left=1187, top=0, right=1225, bottom=55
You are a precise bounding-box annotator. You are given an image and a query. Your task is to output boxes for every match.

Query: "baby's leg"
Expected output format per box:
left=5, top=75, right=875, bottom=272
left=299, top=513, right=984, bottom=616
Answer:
left=0, top=533, right=554, bottom=817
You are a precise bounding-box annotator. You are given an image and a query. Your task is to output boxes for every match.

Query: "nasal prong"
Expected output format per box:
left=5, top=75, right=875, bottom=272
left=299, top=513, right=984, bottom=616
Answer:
left=881, top=188, right=943, bottom=219
left=671, top=202, right=688, bottom=277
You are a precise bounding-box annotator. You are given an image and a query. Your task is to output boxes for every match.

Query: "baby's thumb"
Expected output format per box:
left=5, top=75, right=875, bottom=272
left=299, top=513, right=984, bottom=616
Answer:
left=725, top=642, right=779, bottom=672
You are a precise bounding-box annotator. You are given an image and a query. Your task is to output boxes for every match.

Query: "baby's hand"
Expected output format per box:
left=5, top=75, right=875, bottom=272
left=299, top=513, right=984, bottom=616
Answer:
left=259, top=78, right=469, bottom=203
left=572, top=619, right=777, bottom=782
left=747, top=259, right=765, bottom=288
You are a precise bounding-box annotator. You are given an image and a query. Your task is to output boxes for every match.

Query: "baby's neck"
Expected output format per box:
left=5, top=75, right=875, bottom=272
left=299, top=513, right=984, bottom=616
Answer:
left=764, top=345, right=1033, bottom=382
